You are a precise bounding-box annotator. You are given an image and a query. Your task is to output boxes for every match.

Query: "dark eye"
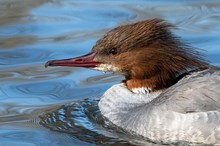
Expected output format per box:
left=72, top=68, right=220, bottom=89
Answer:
left=109, top=48, right=117, bottom=55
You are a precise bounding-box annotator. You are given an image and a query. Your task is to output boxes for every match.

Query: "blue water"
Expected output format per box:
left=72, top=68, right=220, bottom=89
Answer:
left=0, top=1, right=220, bottom=145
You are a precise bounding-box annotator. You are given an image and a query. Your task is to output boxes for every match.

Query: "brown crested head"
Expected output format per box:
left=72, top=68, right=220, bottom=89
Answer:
left=46, top=18, right=209, bottom=93
left=91, top=18, right=209, bottom=92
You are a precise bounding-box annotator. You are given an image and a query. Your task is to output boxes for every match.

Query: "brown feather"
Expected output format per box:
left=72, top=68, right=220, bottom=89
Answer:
left=92, top=18, right=209, bottom=91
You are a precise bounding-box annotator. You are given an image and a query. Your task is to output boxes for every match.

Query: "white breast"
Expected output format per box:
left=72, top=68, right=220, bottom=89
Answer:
left=98, top=67, right=220, bottom=144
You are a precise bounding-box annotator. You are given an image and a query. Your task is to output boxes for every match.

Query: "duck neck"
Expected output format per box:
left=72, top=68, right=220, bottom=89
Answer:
left=124, top=67, right=208, bottom=94
left=124, top=74, right=176, bottom=94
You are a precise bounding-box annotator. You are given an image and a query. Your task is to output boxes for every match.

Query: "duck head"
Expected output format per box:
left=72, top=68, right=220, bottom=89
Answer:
left=46, top=19, right=208, bottom=93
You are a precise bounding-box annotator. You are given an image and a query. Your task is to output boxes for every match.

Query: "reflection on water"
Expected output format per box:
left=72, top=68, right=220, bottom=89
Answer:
left=0, top=0, right=220, bottom=145
left=40, top=99, right=158, bottom=146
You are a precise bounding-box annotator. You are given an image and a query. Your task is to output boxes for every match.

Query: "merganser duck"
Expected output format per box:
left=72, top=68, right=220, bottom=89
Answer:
left=45, top=19, right=220, bottom=144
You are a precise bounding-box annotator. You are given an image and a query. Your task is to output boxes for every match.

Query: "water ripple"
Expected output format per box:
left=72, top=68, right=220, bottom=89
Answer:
left=80, top=73, right=123, bottom=86
left=0, top=65, right=75, bottom=82
left=0, top=79, right=107, bottom=105
left=40, top=99, right=154, bottom=146
left=0, top=125, right=90, bottom=146
left=0, top=49, right=49, bottom=66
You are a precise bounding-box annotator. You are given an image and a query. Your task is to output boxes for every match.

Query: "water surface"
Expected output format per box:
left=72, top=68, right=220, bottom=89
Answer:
left=0, top=0, right=220, bottom=145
